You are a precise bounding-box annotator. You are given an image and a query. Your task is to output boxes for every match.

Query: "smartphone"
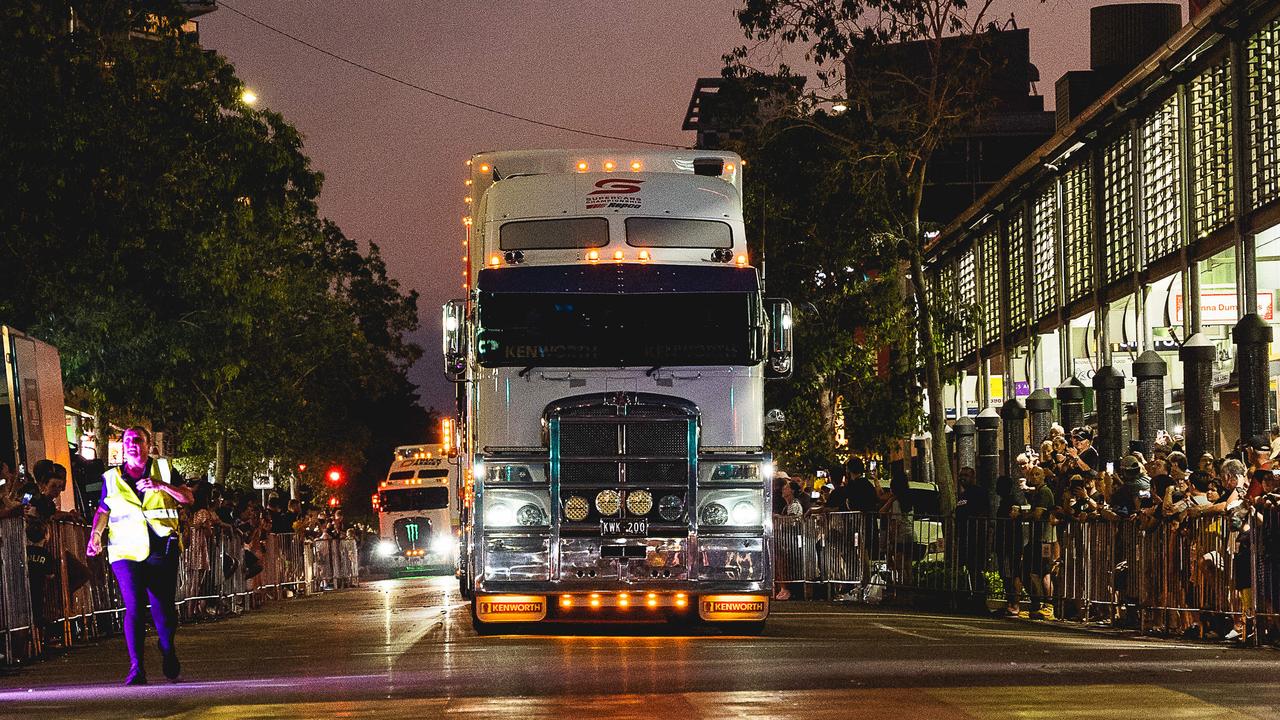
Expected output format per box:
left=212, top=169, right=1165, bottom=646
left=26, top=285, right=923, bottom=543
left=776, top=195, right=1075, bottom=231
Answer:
left=1106, top=462, right=1115, bottom=474
left=20, top=492, right=33, bottom=506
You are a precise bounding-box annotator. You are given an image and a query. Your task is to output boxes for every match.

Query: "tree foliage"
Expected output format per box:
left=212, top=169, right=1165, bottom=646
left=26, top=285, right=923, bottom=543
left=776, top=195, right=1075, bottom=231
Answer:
left=727, top=102, right=917, bottom=473
left=727, top=0, right=1008, bottom=511
left=0, top=1, right=428, bottom=492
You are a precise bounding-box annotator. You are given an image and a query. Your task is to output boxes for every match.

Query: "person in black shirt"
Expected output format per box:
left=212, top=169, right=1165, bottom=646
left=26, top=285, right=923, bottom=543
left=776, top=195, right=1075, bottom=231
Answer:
left=1067, top=427, right=1100, bottom=475
left=13, top=459, right=71, bottom=521
left=954, top=466, right=990, bottom=600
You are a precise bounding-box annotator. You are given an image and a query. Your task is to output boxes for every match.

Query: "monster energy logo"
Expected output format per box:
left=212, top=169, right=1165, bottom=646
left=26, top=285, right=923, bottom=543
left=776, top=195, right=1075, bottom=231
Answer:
left=406, top=524, right=419, bottom=542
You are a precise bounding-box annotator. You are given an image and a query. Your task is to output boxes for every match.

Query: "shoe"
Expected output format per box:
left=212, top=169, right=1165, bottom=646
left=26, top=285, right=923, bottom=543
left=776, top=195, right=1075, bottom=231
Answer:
left=162, top=652, right=181, bottom=680
left=124, top=667, right=147, bottom=686
left=1030, top=607, right=1055, bottom=621
left=1223, top=629, right=1241, bottom=642
left=1182, top=626, right=1201, bottom=639
left=774, top=588, right=791, bottom=601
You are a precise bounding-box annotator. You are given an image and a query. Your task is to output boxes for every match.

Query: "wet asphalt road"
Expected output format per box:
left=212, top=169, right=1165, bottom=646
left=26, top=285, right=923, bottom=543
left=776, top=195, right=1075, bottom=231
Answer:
left=3, top=576, right=1279, bottom=719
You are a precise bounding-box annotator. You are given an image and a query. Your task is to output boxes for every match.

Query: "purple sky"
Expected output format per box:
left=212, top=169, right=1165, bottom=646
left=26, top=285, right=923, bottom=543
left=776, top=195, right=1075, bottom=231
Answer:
left=200, top=1, right=1182, bottom=414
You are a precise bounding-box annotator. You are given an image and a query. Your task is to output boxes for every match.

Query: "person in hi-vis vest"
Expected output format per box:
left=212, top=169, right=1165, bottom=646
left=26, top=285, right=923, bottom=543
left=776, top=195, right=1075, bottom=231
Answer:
left=87, top=426, right=193, bottom=685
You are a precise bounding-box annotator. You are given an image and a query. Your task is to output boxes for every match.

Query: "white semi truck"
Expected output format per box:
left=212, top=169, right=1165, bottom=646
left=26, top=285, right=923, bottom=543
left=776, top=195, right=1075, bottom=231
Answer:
left=442, top=150, right=792, bottom=632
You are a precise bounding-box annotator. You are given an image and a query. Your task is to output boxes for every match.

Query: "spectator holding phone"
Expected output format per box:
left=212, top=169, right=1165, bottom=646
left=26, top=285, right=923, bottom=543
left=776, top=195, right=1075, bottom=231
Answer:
left=1066, top=427, right=1101, bottom=475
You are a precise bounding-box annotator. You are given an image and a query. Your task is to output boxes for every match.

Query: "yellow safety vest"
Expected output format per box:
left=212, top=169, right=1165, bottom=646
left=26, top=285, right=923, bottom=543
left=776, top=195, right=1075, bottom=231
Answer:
left=102, top=458, right=183, bottom=563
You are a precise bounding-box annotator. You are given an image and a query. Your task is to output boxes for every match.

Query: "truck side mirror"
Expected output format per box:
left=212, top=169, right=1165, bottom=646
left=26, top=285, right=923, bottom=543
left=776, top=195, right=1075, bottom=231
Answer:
left=442, top=299, right=467, bottom=383
left=765, top=298, right=793, bottom=379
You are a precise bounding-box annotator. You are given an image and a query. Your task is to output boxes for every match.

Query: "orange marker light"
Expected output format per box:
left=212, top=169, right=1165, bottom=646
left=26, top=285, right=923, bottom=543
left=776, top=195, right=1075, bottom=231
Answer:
left=590, top=592, right=601, bottom=608
left=489, top=254, right=501, bottom=267
left=479, top=163, right=490, bottom=173
left=630, top=161, right=643, bottom=171
left=638, top=249, right=650, bottom=262
left=725, top=162, right=736, bottom=173
left=561, top=595, right=573, bottom=607
left=587, top=249, right=600, bottom=262
left=736, top=254, right=748, bottom=266
left=603, top=160, right=617, bottom=171
left=613, top=250, right=624, bottom=261
left=464, top=196, right=472, bottom=204
left=576, top=161, right=589, bottom=172
left=464, top=179, right=472, bottom=186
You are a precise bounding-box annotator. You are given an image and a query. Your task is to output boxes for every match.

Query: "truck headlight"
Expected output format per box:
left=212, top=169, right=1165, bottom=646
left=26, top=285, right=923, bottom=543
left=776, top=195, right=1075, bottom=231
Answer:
left=731, top=500, right=760, bottom=526
left=488, top=502, right=515, bottom=526
left=658, top=494, right=685, bottom=521
left=564, top=495, right=590, bottom=522
left=376, top=540, right=397, bottom=558
left=595, top=490, right=621, bottom=516
left=517, top=504, right=546, bottom=526
left=626, top=490, right=653, bottom=516
left=430, top=535, right=452, bottom=556
left=699, top=503, right=729, bottom=526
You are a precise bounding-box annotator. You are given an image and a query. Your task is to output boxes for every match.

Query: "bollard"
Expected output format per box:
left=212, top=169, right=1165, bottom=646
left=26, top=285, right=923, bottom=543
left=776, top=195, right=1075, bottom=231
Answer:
left=1132, top=350, right=1167, bottom=457
left=975, top=408, right=1000, bottom=492
left=1026, top=388, right=1055, bottom=447
left=1180, top=333, right=1216, bottom=462
left=1233, top=313, right=1273, bottom=443
left=1092, top=365, right=1125, bottom=468
left=999, top=398, right=1027, bottom=478
left=1056, top=376, right=1086, bottom=434
left=954, top=416, right=977, bottom=473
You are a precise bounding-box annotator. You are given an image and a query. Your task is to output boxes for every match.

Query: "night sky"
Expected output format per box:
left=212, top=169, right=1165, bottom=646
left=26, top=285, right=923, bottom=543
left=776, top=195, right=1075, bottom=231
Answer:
left=199, top=1, right=1180, bottom=415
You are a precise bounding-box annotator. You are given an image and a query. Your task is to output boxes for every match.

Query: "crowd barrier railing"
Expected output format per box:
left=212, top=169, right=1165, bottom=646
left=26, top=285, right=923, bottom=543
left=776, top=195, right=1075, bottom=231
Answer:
left=0, top=517, right=361, bottom=665
left=771, top=508, right=1280, bottom=644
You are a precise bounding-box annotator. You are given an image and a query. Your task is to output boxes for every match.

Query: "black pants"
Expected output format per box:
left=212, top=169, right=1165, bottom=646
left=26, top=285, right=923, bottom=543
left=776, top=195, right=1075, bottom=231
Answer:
left=111, top=541, right=179, bottom=672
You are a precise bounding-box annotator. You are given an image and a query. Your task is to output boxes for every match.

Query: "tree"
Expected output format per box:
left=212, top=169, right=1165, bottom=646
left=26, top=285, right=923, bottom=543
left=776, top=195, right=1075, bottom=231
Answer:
left=728, top=106, right=916, bottom=473
left=0, top=1, right=425, bottom=490
left=728, top=0, right=1007, bottom=513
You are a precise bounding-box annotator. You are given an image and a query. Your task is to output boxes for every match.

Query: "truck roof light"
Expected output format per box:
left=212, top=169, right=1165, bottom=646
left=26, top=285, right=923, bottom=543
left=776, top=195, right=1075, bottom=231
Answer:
left=638, top=250, right=650, bottom=262
left=603, top=160, right=616, bottom=171
left=736, top=254, right=748, bottom=266
left=489, top=254, right=501, bottom=267
left=464, top=179, right=472, bottom=186
left=479, top=163, right=490, bottom=173
left=587, top=249, right=600, bottom=262
left=630, top=161, right=643, bottom=171
left=613, top=250, right=624, bottom=261
left=725, top=162, right=735, bottom=173
left=576, top=161, right=589, bottom=172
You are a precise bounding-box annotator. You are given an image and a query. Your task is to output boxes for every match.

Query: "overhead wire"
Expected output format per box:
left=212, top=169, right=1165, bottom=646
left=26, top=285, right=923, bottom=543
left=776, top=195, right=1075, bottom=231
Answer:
left=217, top=2, right=687, bottom=149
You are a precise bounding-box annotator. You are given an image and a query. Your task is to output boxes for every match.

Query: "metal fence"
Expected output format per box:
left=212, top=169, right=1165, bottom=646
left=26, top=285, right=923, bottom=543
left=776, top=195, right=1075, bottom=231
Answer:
left=0, top=517, right=360, bottom=664
left=774, top=508, right=1280, bottom=644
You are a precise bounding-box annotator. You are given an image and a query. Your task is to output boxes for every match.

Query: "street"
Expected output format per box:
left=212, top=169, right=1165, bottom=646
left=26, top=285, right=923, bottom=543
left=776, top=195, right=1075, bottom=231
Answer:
left=3, top=577, right=1279, bottom=719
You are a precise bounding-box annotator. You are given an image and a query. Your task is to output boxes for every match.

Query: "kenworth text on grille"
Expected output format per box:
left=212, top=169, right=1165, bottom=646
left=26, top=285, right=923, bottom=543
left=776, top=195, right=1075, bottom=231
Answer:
left=442, top=150, right=793, bottom=632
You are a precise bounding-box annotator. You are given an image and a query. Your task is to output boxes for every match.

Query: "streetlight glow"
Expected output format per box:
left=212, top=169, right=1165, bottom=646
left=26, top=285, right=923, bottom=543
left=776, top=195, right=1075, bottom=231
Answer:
left=241, top=89, right=259, bottom=106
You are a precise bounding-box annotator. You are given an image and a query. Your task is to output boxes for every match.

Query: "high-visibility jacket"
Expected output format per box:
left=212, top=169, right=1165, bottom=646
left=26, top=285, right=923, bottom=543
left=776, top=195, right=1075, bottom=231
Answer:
left=102, top=458, right=183, bottom=563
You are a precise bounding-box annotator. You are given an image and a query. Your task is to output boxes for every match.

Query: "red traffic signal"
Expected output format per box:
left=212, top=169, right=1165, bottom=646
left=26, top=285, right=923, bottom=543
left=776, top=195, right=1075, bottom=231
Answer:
left=326, top=467, right=344, bottom=484
left=328, top=495, right=341, bottom=508
left=298, top=463, right=308, bottom=473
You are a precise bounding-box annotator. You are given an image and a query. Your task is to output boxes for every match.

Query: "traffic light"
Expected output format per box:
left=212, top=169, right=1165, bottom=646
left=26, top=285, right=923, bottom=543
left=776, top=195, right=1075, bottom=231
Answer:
left=328, top=495, right=341, bottom=508
left=298, top=463, right=308, bottom=473
left=326, top=467, right=344, bottom=484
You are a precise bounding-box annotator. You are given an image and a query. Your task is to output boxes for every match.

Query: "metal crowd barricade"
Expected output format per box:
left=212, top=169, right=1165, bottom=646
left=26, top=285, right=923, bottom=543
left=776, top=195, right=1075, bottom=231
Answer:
left=773, top=514, right=818, bottom=594
left=1, top=515, right=358, bottom=665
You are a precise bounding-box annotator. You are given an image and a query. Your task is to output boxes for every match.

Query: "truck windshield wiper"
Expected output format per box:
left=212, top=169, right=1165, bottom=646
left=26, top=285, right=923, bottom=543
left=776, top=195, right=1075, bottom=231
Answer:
left=645, top=365, right=662, bottom=377
left=519, top=365, right=536, bottom=378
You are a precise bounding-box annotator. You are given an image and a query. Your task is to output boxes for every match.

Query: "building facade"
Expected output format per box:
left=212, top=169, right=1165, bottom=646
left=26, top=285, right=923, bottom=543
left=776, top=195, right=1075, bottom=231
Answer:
left=925, top=0, right=1280, bottom=465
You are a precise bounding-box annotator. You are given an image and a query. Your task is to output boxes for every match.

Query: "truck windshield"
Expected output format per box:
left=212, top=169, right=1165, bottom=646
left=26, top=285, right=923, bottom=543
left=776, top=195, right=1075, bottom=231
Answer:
left=476, top=291, right=759, bottom=367
left=380, top=487, right=449, bottom=512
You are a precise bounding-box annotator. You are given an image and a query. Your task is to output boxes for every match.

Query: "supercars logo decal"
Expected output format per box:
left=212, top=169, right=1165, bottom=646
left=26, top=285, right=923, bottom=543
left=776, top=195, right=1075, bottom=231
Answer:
left=586, top=178, right=644, bottom=209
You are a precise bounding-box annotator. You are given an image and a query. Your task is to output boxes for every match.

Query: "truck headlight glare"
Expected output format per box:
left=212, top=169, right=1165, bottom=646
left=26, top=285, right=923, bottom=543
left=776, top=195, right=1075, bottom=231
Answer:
left=430, top=535, right=452, bottom=556
left=516, top=503, right=546, bottom=526
left=731, top=500, right=760, bottom=526
left=658, top=494, right=684, bottom=521
left=595, top=490, right=621, bottom=516
left=699, top=502, right=729, bottom=526
left=488, top=502, right=514, bottom=526
left=376, top=540, right=397, bottom=557
left=626, top=490, right=653, bottom=516
left=564, top=495, right=590, bottom=522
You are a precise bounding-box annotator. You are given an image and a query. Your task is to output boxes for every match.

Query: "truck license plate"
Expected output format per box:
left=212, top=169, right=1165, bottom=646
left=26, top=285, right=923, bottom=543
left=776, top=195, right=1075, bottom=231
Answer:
left=601, top=518, right=648, bottom=537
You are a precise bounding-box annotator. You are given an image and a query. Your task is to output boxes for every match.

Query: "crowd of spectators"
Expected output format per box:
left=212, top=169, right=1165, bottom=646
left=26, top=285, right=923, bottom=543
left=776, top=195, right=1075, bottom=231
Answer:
left=768, top=425, right=1280, bottom=645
